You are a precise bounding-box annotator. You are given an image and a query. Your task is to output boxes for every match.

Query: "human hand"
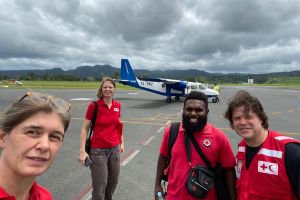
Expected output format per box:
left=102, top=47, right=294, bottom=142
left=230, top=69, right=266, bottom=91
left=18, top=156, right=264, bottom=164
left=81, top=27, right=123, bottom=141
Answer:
left=78, top=151, right=89, bottom=166
left=120, top=143, right=125, bottom=153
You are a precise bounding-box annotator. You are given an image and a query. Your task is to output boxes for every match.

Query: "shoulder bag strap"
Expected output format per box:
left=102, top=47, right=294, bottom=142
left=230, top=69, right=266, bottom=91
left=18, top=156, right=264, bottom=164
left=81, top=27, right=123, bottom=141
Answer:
left=189, top=133, right=214, bottom=171
left=87, top=101, right=98, bottom=140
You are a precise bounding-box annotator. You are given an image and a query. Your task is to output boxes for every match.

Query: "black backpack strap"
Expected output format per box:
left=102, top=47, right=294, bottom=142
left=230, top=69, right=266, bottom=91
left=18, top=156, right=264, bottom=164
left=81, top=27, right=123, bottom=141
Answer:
left=87, top=101, right=98, bottom=140
left=189, top=133, right=214, bottom=171
left=167, top=122, right=180, bottom=162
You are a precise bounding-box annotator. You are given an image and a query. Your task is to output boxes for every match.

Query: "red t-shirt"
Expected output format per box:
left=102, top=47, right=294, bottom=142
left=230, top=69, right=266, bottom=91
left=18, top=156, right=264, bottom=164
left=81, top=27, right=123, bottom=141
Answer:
left=160, top=123, right=235, bottom=200
left=85, top=99, right=121, bottom=148
left=0, top=182, right=52, bottom=200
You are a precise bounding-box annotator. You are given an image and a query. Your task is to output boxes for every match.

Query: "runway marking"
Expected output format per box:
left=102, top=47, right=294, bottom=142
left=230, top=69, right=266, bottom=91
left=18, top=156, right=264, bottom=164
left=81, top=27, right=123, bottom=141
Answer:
left=161, top=117, right=181, bottom=120
left=70, top=118, right=165, bottom=125
left=287, top=110, right=295, bottom=113
left=72, top=117, right=85, bottom=120
left=152, top=113, right=162, bottom=119
left=70, top=98, right=93, bottom=101
left=121, top=149, right=140, bottom=166
left=219, top=128, right=234, bottom=131
left=82, top=194, right=91, bottom=200
left=282, top=132, right=300, bottom=136
left=129, top=117, right=168, bottom=121
left=142, top=135, right=156, bottom=145
left=78, top=188, right=93, bottom=200
left=163, top=114, right=181, bottom=117
left=123, top=121, right=165, bottom=125
left=74, top=185, right=92, bottom=200
left=271, top=112, right=281, bottom=115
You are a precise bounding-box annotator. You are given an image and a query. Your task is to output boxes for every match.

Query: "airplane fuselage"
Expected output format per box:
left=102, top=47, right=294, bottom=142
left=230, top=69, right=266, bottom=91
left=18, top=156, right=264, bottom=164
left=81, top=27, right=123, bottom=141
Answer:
left=119, top=59, right=219, bottom=103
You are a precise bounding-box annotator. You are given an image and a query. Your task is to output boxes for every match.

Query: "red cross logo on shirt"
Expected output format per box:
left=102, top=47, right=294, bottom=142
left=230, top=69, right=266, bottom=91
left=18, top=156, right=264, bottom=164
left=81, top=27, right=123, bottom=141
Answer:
left=260, top=164, right=267, bottom=171
left=202, top=139, right=212, bottom=147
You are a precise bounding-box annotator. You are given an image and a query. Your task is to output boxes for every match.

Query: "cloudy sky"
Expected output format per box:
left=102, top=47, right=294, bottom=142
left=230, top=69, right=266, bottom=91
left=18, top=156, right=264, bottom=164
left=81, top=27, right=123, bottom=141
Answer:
left=0, top=0, right=300, bottom=73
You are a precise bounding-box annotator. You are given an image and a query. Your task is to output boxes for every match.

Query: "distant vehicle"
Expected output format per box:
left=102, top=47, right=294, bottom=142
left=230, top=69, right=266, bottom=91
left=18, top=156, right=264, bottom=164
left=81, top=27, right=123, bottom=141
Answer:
left=118, top=59, right=219, bottom=103
left=14, top=81, right=23, bottom=86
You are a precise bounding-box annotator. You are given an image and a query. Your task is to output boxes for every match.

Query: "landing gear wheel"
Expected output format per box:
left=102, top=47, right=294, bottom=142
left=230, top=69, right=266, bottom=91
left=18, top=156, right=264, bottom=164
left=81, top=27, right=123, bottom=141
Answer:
left=175, top=96, right=180, bottom=101
left=212, top=98, right=217, bottom=103
left=166, top=97, right=172, bottom=103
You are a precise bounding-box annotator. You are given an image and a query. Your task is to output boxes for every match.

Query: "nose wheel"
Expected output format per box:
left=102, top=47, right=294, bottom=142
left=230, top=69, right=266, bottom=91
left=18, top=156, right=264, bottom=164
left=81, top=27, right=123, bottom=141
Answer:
left=212, top=97, right=219, bottom=103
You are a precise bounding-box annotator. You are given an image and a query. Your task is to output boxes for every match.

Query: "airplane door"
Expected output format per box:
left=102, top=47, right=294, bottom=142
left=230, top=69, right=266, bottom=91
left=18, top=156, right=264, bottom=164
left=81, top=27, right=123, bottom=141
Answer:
left=186, top=86, right=191, bottom=94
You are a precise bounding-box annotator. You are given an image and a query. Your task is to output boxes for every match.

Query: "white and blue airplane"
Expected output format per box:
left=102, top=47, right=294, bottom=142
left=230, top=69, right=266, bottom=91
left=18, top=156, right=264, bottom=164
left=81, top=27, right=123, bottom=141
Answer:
left=119, top=59, right=219, bottom=103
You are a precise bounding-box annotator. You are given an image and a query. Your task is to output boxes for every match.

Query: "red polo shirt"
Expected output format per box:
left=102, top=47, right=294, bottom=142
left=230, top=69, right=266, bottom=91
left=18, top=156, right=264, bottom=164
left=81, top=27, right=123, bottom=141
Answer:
left=85, top=99, right=121, bottom=148
left=0, top=182, right=52, bottom=200
left=160, top=123, right=235, bottom=200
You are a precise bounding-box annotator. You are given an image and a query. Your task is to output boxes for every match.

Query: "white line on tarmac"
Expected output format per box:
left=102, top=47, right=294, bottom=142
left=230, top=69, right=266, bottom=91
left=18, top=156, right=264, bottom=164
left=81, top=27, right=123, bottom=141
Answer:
left=152, top=113, right=162, bottom=120
left=81, top=193, right=92, bottom=200
left=120, top=150, right=140, bottom=166
left=142, top=135, right=156, bottom=145
left=70, top=98, right=93, bottom=101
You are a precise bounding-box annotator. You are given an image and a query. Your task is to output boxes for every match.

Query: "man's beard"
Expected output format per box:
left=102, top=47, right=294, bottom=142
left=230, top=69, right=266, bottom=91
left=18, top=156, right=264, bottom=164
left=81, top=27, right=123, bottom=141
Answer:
left=182, top=114, right=207, bottom=134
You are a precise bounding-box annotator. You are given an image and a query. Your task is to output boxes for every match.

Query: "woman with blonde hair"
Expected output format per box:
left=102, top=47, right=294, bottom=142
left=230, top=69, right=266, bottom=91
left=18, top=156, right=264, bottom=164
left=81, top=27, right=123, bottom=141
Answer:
left=79, top=77, right=124, bottom=200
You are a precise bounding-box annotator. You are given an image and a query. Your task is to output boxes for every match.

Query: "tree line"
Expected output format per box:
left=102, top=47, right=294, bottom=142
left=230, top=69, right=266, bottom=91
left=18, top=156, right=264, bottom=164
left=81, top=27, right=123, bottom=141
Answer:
left=1, top=71, right=299, bottom=84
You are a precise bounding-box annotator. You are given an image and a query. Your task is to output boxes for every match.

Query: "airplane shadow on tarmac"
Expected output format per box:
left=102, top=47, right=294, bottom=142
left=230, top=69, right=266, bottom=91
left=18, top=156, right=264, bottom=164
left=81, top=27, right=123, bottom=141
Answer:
left=116, top=97, right=184, bottom=109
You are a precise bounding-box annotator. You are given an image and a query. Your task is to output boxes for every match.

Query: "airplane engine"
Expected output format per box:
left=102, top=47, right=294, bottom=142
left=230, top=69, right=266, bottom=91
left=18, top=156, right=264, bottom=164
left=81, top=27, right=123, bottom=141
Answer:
left=170, top=81, right=187, bottom=90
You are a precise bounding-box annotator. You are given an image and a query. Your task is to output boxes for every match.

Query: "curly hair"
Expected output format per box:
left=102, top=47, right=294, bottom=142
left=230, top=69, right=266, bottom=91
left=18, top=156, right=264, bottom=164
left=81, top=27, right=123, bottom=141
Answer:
left=224, top=90, right=268, bottom=129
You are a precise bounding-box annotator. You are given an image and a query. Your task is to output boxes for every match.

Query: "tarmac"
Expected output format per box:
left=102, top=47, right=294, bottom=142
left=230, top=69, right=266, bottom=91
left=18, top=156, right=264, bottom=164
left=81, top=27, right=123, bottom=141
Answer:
left=0, top=86, right=299, bottom=200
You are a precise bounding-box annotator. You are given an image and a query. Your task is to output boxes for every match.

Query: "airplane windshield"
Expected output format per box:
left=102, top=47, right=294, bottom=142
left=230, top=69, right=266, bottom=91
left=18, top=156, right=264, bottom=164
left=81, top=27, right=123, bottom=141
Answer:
left=199, top=84, right=207, bottom=89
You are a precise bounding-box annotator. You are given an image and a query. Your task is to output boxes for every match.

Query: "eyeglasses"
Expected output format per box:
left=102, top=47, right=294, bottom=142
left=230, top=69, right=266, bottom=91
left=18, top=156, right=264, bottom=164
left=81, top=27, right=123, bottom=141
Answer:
left=18, top=91, right=71, bottom=113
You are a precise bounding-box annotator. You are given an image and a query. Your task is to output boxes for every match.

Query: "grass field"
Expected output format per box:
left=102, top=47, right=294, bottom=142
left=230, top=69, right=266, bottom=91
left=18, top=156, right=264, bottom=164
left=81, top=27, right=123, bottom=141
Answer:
left=1, top=80, right=300, bottom=89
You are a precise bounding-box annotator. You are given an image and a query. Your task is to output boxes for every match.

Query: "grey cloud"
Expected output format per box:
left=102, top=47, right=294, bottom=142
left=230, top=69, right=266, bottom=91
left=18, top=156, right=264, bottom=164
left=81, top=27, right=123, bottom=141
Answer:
left=0, top=0, right=300, bottom=73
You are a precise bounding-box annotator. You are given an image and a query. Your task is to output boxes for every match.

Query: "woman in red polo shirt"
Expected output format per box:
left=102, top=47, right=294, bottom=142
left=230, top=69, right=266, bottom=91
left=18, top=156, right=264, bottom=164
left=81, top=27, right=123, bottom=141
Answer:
left=79, top=77, right=124, bottom=200
left=0, top=91, right=71, bottom=200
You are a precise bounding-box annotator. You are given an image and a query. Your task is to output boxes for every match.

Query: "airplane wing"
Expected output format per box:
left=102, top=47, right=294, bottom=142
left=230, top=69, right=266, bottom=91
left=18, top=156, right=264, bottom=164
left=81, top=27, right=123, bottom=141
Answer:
left=140, top=77, right=186, bottom=85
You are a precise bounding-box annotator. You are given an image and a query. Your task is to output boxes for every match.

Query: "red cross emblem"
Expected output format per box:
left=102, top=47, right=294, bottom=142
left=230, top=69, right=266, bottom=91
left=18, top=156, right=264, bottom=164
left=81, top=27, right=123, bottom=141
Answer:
left=260, top=164, right=267, bottom=171
left=202, top=138, right=212, bottom=147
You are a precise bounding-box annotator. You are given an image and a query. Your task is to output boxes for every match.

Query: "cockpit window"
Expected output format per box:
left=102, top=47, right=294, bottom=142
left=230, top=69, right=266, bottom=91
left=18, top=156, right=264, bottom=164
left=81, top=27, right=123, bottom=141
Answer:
left=191, top=85, right=198, bottom=89
left=199, top=84, right=207, bottom=90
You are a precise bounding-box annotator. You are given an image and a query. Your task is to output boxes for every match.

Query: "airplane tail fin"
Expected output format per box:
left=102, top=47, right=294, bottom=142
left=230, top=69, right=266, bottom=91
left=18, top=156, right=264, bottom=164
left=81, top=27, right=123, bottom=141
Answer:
left=121, top=59, right=137, bottom=81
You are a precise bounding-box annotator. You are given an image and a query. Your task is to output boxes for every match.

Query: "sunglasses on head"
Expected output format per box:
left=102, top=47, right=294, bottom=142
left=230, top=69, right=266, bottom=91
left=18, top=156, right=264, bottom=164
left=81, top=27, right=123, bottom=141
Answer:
left=18, top=91, right=71, bottom=113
